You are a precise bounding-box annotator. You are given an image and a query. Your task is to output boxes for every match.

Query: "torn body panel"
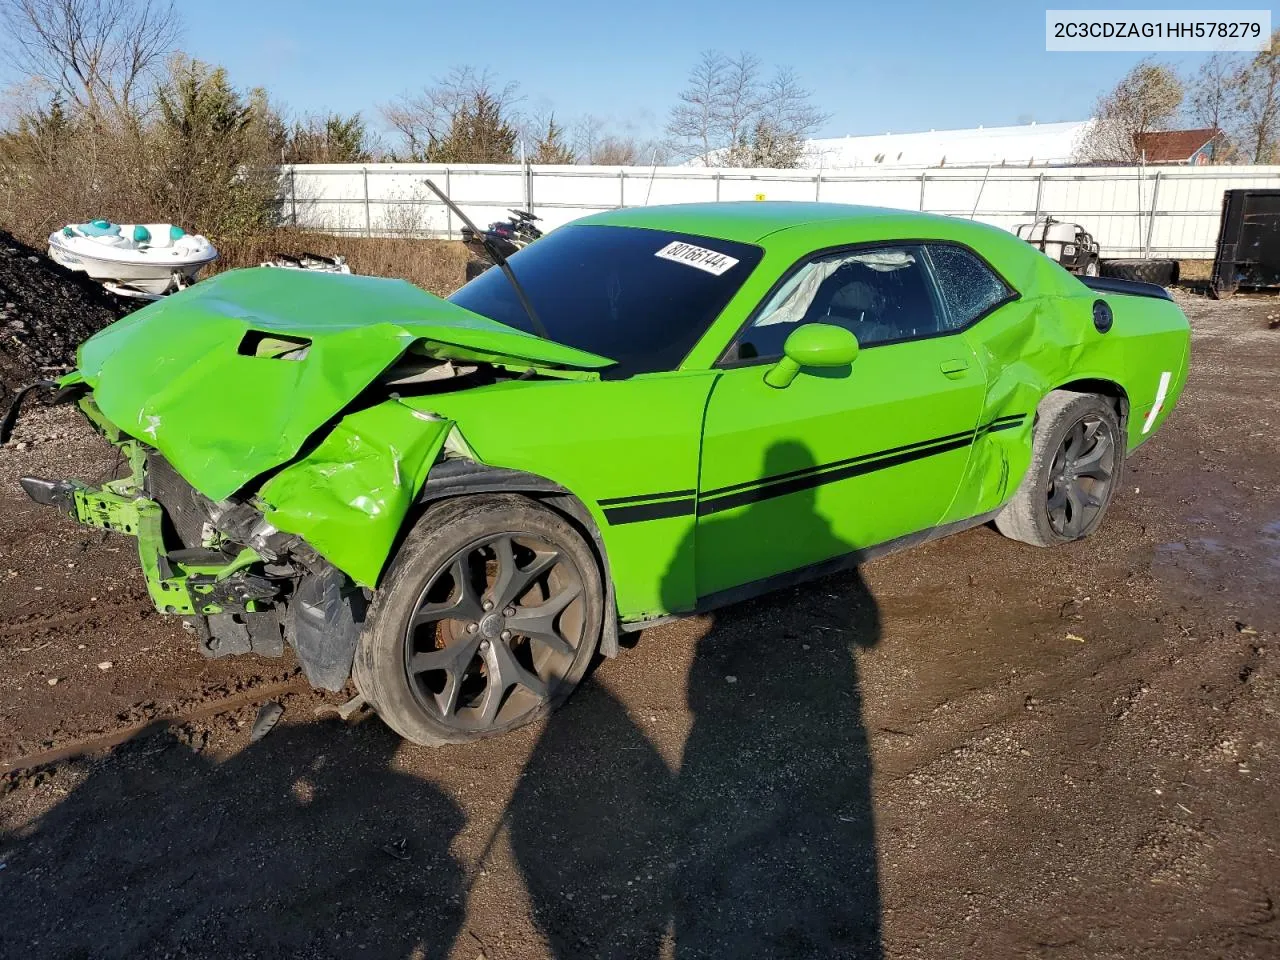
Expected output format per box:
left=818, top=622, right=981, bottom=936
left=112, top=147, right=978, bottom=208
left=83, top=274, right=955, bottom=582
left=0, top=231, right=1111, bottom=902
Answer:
left=947, top=287, right=1191, bottom=525
left=20, top=433, right=374, bottom=691
left=73, top=268, right=611, bottom=501
left=257, top=400, right=452, bottom=587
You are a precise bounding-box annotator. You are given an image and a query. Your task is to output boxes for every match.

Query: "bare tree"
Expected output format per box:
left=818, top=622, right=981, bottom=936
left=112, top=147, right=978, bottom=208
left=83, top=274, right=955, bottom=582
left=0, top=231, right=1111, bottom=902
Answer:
left=382, top=66, right=520, bottom=161
left=665, top=50, right=827, bottom=166
left=572, top=115, right=632, bottom=164
left=571, top=114, right=605, bottom=162
left=0, top=0, right=180, bottom=115
left=1074, top=59, right=1183, bottom=163
left=665, top=50, right=729, bottom=161
left=1236, top=31, right=1280, bottom=163
left=570, top=113, right=667, bottom=165
left=1185, top=52, right=1241, bottom=161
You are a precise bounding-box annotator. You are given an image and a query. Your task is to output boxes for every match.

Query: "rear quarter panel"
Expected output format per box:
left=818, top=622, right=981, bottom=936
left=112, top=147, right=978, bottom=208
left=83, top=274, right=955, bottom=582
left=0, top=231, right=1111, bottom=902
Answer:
left=953, top=274, right=1190, bottom=523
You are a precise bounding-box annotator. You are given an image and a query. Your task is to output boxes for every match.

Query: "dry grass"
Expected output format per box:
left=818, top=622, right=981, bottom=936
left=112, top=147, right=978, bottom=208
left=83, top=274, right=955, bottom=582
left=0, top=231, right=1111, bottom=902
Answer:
left=1178, top=259, right=1213, bottom=283
left=213, top=230, right=470, bottom=297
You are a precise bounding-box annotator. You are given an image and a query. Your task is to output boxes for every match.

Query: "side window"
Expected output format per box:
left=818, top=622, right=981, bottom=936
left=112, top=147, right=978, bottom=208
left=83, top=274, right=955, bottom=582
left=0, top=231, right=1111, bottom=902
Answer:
left=926, top=244, right=1012, bottom=329
left=733, top=245, right=947, bottom=361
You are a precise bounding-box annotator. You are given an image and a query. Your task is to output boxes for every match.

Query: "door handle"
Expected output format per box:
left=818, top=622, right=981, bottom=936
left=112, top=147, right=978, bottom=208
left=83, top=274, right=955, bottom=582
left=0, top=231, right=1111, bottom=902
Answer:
left=940, top=358, right=970, bottom=378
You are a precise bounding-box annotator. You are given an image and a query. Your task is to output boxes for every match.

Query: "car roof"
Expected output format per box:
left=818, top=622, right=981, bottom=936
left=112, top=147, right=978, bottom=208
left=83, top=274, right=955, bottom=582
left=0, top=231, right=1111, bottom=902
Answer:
left=574, top=201, right=974, bottom=245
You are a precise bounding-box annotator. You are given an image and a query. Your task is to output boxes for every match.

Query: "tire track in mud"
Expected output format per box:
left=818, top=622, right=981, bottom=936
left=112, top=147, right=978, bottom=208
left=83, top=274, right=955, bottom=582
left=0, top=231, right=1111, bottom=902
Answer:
left=865, top=601, right=1224, bottom=783
left=0, top=670, right=313, bottom=777
left=0, top=593, right=152, bottom=641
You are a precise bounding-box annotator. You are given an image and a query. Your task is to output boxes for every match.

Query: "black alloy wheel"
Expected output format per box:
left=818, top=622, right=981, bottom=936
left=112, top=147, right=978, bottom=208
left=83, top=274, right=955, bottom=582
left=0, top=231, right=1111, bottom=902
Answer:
left=1045, top=414, right=1116, bottom=538
left=403, top=532, right=586, bottom=731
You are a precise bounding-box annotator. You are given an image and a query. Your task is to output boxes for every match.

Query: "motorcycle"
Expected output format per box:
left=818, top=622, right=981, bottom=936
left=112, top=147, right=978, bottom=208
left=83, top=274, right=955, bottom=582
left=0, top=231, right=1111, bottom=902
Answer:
left=461, top=209, right=543, bottom=280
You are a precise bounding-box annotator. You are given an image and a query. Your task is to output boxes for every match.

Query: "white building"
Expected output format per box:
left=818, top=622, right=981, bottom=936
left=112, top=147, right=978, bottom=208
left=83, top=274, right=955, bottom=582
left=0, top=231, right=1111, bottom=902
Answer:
left=800, top=119, right=1095, bottom=169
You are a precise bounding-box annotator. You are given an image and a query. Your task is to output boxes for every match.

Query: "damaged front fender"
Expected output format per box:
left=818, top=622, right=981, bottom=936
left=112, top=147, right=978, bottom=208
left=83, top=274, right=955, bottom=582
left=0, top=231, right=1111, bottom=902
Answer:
left=256, top=399, right=454, bottom=587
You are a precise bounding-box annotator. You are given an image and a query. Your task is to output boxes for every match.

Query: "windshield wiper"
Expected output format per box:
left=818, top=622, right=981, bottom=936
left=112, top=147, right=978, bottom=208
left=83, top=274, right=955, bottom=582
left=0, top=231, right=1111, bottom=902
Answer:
left=423, top=179, right=549, bottom=341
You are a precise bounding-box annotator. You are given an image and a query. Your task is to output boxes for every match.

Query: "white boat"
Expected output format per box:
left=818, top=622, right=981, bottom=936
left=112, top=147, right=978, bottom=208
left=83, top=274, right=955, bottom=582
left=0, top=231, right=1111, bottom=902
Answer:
left=48, top=220, right=219, bottom=297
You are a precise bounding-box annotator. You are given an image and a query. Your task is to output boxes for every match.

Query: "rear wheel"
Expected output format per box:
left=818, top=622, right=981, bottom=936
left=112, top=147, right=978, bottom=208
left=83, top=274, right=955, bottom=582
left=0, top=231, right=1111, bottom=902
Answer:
left=353, top=495, right=603, bottom=745
left=995, top=392, right=1123, bottom=547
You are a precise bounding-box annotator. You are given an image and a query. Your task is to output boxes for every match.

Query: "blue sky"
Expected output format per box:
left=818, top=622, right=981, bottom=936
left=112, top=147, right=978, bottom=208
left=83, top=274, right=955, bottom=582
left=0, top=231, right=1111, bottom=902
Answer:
left=8, top=0, right=1242, bottom=139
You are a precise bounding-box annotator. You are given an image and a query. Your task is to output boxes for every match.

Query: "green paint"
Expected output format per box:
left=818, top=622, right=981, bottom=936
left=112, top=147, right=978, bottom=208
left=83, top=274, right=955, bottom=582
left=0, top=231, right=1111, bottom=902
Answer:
left=45, top=203, right=1189, bottom=634
left=66, top=451, right=263, bottom=616
left=763, top=323, right=859, bottom=388
left=257, top=399, right=451, bottom=586
left=73, top=267, right=611, bottom=501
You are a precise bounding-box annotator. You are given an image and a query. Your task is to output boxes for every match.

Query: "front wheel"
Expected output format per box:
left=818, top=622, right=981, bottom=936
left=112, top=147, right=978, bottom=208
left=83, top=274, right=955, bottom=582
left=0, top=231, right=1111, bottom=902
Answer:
left=995, top=392, right=1123, bottom=547
left=353, top=494, right=604, bottom=745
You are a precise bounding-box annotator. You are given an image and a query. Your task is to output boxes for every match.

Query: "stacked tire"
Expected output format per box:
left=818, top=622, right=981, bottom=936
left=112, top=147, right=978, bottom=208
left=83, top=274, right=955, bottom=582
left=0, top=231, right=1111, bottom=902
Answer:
left=1098, top=258, right=1179, bottom=287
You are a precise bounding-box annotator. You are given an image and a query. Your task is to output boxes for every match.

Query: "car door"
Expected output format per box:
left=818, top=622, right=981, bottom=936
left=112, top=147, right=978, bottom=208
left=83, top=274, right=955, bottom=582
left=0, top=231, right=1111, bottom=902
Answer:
left=694, top=243, right=989, bottom=603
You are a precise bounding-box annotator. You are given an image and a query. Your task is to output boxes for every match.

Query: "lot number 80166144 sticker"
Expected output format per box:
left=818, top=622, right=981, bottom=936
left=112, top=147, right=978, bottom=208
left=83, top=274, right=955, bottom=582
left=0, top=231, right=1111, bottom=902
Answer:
left=654, top=241, right=740, bottom=276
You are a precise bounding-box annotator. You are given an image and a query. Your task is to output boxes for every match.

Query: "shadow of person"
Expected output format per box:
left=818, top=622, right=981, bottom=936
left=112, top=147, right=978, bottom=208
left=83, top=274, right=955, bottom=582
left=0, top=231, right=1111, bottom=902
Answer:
left=0, top=715, right=466, bottom=959
left=509, top=440, right=884, bottom=959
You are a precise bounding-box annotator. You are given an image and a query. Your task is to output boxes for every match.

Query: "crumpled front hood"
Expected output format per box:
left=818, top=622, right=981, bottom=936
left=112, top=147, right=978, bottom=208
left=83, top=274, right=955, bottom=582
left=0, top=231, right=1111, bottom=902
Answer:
left=75, top=268, right=612, bottom=500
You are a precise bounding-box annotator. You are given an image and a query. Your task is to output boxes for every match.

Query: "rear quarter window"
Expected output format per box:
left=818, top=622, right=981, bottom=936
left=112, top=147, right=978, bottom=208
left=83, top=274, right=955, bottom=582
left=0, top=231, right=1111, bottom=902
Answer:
left=926, top=244, right=1014, bottom=329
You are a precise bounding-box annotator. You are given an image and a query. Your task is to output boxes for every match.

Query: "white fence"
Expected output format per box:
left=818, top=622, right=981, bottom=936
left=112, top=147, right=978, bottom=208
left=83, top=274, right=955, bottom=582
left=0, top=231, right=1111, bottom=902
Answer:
left=283, top=162, right=1280, bottom=259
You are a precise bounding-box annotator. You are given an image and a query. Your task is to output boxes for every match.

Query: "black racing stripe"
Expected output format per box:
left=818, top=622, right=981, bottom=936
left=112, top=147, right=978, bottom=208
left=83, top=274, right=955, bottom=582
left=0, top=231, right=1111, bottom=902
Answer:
left=597, top=488, right=697, bottom=507
left=700, top=427, right=977, bottom=500
left=984, top=417, right=1025, bottom=433
left=603, top=497, right=696, bottom=525
left=603, top=413, right=1028, bottom=525
left=698, top=434, right=974, bottom=516
left=698, top=412, right=1027, bottom=518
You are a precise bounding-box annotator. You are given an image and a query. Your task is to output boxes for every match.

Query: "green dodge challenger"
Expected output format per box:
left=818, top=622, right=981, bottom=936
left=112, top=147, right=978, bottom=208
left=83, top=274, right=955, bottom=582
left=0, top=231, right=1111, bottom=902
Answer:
left=10, top=203, right=1190, bottom=745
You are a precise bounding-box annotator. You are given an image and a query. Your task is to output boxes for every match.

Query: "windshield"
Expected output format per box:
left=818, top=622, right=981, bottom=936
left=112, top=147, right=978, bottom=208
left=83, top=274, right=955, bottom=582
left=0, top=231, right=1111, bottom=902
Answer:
left=448, top=224, right=763, bottom=378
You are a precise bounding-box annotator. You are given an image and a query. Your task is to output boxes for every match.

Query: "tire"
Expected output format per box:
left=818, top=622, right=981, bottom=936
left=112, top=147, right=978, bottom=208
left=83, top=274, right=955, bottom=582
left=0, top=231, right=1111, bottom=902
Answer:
left=1099, top=258, right=1178, bottom=287
left=995, top=392, right=1124, bottom=548
left=353, top=494, right=604, bottom=745
left=464, top=259, right=493, bottom=282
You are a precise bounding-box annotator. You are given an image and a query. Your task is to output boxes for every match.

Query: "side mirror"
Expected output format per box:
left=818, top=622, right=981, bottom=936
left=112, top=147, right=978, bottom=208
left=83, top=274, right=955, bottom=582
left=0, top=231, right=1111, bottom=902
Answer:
left=764, top=323, right=859, bottom=389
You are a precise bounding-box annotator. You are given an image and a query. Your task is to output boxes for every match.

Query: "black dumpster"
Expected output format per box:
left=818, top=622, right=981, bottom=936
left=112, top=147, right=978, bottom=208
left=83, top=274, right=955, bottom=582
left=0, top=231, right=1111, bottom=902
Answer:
left=1210, top=188, right=1280, bottom=298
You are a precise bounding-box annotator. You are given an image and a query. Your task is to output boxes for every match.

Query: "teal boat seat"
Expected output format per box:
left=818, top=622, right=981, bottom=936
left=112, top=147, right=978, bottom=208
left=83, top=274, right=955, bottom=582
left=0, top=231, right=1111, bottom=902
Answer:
left=75, top=220, right=122, bottom=238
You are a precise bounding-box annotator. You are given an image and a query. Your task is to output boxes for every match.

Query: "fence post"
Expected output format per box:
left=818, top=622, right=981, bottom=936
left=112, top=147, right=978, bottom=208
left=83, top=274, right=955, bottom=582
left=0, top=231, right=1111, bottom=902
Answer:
left=362, top=167, right=371, bottom=238
left=618, top=168, right=625, bottom=208
left=1144, top=170, right=1162, bottom=258
left=525, top=162, right=534, bottom=217
left=714, top=171, right=721, bottom=202
left=918, top=170, right=927, bottom=211
left=289, top=166, right=297, bottom=226
left=815, top=170, right=822, bottom=201
left=1033, top=172, right=1044, bottom=221
left=444, top=168, right=452, bottom=240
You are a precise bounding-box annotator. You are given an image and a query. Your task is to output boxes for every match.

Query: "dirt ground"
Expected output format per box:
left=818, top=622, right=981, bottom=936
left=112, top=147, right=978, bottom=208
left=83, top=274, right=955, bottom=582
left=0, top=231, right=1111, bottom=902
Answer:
left=0, top=290, right=1277, bottom=960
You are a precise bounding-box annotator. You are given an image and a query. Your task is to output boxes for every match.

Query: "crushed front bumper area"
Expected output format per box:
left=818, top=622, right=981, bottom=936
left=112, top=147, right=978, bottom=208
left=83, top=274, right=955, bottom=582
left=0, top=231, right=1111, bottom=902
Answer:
left=19, top=442, right=366, bottom=692
left=20, top=474, right=272, bottom=618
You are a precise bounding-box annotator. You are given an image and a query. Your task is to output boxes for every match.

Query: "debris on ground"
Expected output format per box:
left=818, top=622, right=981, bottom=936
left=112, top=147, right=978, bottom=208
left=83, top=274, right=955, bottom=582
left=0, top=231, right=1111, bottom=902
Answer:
left=0, top=229, right=135, bottom=399
left=380, top=837, right=410, bottom=861
left=248, top=700, right=284, bottom=742
left=336, top=693, right=366, bottom=721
